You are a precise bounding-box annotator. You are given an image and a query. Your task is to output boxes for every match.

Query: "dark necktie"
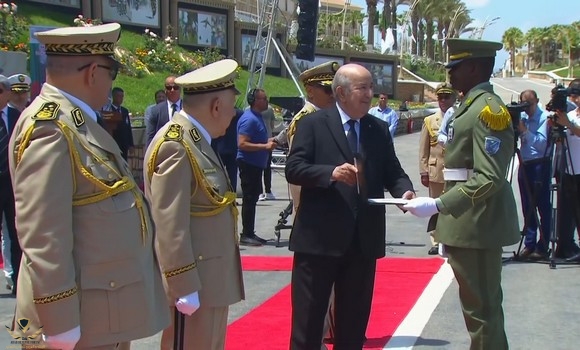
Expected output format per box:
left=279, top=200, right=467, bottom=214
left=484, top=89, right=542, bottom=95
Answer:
left=346, top=119, right=358, bottom=154
left=0, top=111, right=9, bottom=174
left=171, top=103, right=178, bottom=116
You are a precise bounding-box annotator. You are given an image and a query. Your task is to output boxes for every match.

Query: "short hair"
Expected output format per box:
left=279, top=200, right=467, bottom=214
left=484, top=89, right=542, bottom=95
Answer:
left=154, top=89, right=165, bottom=98
left=112, top=87, right=124, bottom=94
left=569, top=79, right=580, bottom=91
left=471, top=57, right=494, bottom=78
left=378, top=92, right=388, bottom=97
left=332, top=71, right=351, bottom=97
left=520, top=89, right=538, bottom=101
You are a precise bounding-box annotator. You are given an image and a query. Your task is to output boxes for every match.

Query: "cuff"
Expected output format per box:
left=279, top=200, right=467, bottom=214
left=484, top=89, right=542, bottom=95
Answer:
left=435, top=198, right=449, bottom=215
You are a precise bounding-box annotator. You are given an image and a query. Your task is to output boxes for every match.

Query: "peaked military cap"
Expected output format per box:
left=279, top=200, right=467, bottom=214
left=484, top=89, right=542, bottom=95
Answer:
left=0, top=75, right=10, bottom=91
left=299, top=61, right=340, bottom=86
left=8, top=74, right=31, bottom=92
left=436, top=82, right=455, bottom=96
left=175, top=59, right=240, bottom=95
left=445, top=39, right=503, bottom=69
left=35, top=23, right=121, bottom=59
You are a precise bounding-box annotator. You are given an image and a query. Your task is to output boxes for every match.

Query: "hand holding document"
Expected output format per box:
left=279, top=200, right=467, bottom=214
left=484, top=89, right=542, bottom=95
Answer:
left=368, top=198, right=410, bottom=205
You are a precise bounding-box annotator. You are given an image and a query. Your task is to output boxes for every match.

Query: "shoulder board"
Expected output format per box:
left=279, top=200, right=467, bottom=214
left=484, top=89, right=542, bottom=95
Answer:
left=189, top=127, right=202, bottom=143
left=164, top=124, right=183, bottom=141
left=479, top=95, right=511, bottom=131
left=71, top=108, right=85, bottom=127
left=31, top=102, right=59, bottom=121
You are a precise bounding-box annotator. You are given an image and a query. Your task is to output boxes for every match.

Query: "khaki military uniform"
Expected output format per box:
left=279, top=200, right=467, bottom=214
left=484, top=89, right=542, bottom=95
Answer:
left=436, top=82, right=519, bottom=350
left=145, top=111, right=244, bottom=350
left=286, top=101, right=318, bottom=212
left=419, top=111, right=446, bottom=246
left=8, top=84, right=170, bottom=348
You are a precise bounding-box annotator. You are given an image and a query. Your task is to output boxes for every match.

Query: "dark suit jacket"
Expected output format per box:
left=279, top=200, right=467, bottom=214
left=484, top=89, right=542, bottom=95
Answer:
left=111, top=105, right=134, bottom=159
left=285, top=106, right=414, bottom=259
left=146, top=101, right=180, bottom=147
left=1, top=106, right=20, bottom=165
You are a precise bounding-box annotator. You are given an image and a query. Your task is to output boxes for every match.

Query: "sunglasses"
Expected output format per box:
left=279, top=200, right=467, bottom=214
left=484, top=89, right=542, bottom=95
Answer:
left=77, top=63, right=119, bottom=80
left=165, top=85, right=180, bottom=91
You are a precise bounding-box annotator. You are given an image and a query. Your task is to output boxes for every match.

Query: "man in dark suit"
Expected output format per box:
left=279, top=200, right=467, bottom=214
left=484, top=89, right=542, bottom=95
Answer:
left=110, top=87, right=134, bottom=160
left=0, top=75, right=22, bottom=293
left=145, top=75, right=182, bottom=147
left=285, top=64, right=415, bottom=349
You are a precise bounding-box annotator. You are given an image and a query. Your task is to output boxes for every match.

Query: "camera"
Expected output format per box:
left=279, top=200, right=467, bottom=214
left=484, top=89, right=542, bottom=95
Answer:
left=546, top=84, right=580, bottom=113
left=506, top=101, right=528, bottom=138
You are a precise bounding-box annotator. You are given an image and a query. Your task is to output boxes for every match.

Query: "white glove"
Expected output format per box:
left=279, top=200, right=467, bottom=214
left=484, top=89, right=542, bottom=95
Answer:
left=437, top=134, right=448, bottom=146
left=42, top=326, right=80, bottom=350
left=175, top=291, right=200, bottom=316
left=402, top=197, right=439, bottom=218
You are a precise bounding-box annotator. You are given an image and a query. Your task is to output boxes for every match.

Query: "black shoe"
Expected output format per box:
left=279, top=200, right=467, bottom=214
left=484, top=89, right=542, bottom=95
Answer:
left=565, top=252, right=580, bottom=262
left=555, top=245, right=578, bottom=259
left=252, top=234, right=269, bottom=244
left=518, top=247, right=535, bottom=259
left=239, top=235, right=263, bottom=246
left=529, top=249, right=548, bottom=260
left=428, top=246, right=439, bottom=255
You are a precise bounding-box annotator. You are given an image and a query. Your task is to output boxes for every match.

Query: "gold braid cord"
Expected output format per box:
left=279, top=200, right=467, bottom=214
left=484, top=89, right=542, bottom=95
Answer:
left=33, top=287, right=77, bottom=304
left=147, top=138, right=239, bottom=242
left=424, top=117, right=439, bottom=146
left=16, top=121, right=149, bottom=243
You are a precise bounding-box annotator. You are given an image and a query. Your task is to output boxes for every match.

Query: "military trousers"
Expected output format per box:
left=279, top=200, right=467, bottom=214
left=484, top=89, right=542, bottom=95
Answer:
left=445, top=245, right=508, bottom=350
left=428, top=182, right=444, bottom=246
left=161, top=305, right=229, bottom=350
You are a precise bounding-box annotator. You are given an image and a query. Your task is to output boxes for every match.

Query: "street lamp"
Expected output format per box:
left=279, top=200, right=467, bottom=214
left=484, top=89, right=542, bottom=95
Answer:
left=476, top=16, right=500, bottom=39
left=340, top=0, right=352, bottom=50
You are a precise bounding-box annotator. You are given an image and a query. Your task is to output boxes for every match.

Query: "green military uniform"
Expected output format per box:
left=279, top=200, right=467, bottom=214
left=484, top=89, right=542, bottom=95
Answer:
left=435, top=39, right=520, bottom=350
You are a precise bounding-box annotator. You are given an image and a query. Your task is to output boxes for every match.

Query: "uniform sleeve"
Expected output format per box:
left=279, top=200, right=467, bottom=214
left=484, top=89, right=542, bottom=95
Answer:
left=439, top=101, right=514, bottom=218
left=149, top=141, right=202, bottom=300
left=418, top=119, right=430, bottom=175
left=11, top=121, right=80, bottom=335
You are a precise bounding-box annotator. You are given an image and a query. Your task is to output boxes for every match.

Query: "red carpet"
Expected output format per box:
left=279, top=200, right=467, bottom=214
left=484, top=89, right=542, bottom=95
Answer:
left=227, top=256, right=444, bottom=349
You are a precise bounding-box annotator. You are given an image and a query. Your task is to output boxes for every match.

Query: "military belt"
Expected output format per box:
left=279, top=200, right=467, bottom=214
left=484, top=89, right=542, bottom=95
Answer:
left=443, top=168, right=474, bottom=181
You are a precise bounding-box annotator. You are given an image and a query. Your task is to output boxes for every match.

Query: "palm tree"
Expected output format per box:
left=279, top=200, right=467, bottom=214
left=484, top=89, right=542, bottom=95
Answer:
left=524, top=27, right=543, bottom=70
left=366, top=0, right=378, bottom=45
left=502, top=27, right=524, bottom=76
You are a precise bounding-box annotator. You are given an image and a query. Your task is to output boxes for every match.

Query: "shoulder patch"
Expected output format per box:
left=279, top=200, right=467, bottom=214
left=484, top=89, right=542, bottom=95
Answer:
left=479, top=97, right=511, bottom=131
left=164, top=124, right=183, bottom=141
left=32, top=102, right=59, bottom=121
left=70, top=108, right=85, bottom=127
left=190, top=127, right=202, bottom=143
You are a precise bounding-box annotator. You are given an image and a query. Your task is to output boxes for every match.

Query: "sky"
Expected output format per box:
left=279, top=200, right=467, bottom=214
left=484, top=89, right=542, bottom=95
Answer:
left=349, top=0, right=580, bottom=70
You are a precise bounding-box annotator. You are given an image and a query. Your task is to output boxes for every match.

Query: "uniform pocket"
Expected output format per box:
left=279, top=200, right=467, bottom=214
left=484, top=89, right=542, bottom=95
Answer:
left=80, top=259, right=146, bottom=334
left=97, top=191, right=136, bottom=213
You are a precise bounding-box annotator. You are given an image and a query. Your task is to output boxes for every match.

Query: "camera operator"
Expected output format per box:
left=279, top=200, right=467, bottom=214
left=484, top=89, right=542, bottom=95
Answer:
left=551, top=79, right=580, bottom=261
left=517, top=90, right=552, bottom=259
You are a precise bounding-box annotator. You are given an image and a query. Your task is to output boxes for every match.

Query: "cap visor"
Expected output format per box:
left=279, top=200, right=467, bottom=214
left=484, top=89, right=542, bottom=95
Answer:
left=445, top=59, right=463, bottom=69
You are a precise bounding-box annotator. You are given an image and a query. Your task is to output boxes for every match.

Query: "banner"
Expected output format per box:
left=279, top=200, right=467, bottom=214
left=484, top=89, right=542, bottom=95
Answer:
left=29, top=26, right=56, bottom=100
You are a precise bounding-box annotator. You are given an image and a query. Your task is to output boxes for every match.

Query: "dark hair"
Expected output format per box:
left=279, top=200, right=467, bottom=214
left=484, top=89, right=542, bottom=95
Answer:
left=247, top=88, right=264, bottom=106
left=112, top=87, right=124, bottom=94
left=154, top=89, right=165, bottom=97
left=379, top=92, right=388, bottom=97
left=473, top=57, right=494, bottom=79
left=569, top=79, right=580, bottom=91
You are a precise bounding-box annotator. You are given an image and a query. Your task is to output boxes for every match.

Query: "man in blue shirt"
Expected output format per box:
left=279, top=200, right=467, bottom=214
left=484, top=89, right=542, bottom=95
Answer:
left=517, top=89, right=551, bottom=259
left=237, top=89, right=277, bottom=246
left=368, top=92, right=399, bottom=139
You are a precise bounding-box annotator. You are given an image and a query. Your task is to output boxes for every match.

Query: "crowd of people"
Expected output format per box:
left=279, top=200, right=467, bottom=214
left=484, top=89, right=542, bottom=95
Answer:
left=2, top=19, right=580, bottom=350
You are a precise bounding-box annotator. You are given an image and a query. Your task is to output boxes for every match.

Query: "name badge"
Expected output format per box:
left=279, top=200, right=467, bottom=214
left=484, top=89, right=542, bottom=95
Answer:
left=447, top=122, right=455, bottom=144
left=203, top=168, right=217, bottom=174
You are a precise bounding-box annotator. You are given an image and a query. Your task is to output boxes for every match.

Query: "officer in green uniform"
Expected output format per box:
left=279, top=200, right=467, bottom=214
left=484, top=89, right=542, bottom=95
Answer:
left=403, top=39, right=520, bottom=350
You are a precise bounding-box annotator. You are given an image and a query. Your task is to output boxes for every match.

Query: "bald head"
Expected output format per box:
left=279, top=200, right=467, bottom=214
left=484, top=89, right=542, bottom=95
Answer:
left=332, top=64, right=373, bottom=119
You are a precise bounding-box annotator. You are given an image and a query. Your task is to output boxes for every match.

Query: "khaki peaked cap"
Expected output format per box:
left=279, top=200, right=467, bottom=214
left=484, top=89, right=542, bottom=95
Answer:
left=175, top=59, right=240, bottom=95
left=35, top=23, right=121, bottom=59
left=299, top=61, right=340, bottom=86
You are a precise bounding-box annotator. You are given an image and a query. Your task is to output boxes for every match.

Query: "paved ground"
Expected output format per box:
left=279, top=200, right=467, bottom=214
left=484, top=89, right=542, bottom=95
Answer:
left=1, top=78, right=579, bottom=349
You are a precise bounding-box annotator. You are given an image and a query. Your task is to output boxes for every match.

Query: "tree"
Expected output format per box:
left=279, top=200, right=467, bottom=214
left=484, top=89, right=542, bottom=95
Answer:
left=366, top=0, right=378, bottom=45
left=502, top=27, right=524, bottom=76
left=524, top=27, right=543, bottom=70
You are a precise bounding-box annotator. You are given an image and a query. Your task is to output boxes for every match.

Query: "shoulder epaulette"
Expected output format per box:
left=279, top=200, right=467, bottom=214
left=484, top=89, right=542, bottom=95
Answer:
left=31, top=102, right=59, bottom=121
left=479, top=96, right=511, bottom=131
left=164, top=124, right=183, bottom=141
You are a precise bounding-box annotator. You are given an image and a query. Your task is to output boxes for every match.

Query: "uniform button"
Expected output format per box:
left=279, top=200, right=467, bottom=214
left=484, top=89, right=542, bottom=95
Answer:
left=109, top=281, right=116, bottom=288
left=198, top=256, right=203, bottom=260
left=108, top=173, right=114, bottom=179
